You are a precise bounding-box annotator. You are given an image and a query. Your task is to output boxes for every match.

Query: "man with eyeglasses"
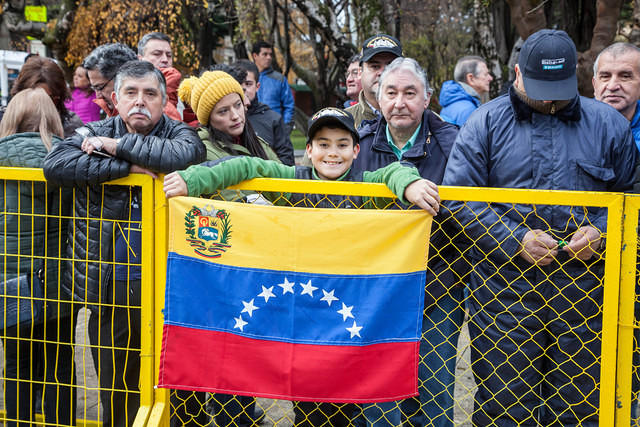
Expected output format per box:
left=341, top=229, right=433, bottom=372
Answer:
left=346, top=34, right=403, bottom=127
left=344, top=54, right=362, bottom=108
left=83, top=43, right=138, bottom=117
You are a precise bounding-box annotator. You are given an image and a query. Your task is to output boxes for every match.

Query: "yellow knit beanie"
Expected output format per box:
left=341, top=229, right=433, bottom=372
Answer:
left=177, top=71, right=245, bottom=126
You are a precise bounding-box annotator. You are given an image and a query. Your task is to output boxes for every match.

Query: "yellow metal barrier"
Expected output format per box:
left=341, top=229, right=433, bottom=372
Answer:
left=0, top=168, right=154, bottom=427
left=2, top=167, right=640, bottom=426
left=616, top=194, right=640, bottom=425
left=149, top=180, right=626, bottom=426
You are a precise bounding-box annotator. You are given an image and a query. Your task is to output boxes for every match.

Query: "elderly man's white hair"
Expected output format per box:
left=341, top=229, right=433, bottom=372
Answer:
left=376, top=57, right=433, bottom=101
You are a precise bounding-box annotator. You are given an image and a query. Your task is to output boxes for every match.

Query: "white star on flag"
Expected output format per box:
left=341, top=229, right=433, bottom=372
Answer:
left=320, top=289, right=339, bottom=306
left=258, top=285, right=276, bottom=303
left=234, top=316, right=248, bottom=332
left=278, top=277, right=295, bottom=295
left=241, top=299, right=259, bottom=317
left=300, top=280, right=318, bottom=297
left=346, top=320, right=363, bottom=338
left=337, top=302, right=354, bottom=321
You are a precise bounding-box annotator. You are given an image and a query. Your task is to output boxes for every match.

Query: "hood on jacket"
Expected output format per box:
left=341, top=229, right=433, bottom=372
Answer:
left=439, top=80, right=480, bottom=108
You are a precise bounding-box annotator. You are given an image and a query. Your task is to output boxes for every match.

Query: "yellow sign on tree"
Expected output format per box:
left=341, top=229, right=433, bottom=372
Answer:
left=24, top=5, right=47, bottom=23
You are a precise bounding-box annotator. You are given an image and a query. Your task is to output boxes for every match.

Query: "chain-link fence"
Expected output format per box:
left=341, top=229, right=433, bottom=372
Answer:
left=1, top=170, right=638, bottom=426
left=0, top=169, right=155, bottom=426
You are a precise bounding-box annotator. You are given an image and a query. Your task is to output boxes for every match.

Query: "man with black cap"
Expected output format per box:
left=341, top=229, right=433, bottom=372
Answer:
left=346, top=34, right=403, bottom=127
left=443, top=29, right=638, bottom=425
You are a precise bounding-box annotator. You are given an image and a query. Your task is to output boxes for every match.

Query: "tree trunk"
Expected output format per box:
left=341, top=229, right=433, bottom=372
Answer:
left=507, top=0, right=621, bottom=97
left=577, top=0, right=623, bottom=96
left=506, top=0, right=547, bottom=38
left=474, top=0, right=503, bottom=98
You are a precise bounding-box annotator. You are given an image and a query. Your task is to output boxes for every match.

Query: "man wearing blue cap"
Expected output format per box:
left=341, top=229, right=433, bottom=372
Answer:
left=443, top=29, right=638, bottom=425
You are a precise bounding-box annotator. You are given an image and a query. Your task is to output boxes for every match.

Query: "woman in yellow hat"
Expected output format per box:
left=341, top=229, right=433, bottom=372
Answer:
left=175, top=70, right=275, bottom=425
left=179, top=71, right=279, bottom=163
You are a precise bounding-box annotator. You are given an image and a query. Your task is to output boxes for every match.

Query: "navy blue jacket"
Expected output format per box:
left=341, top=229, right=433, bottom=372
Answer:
left=439, top=80, right=481, bottom=127
left=257, top=67, right=295, bottom=124
left=354, top=110, right=457, bottom=183
left=443, top=86, right=638, bottom=267
left=353, top=110, right=469, bottom=309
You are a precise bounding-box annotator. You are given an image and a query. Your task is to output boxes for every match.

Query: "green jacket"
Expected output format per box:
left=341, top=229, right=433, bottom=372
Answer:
left=178, top=156, right=422, bottom=208
left=0, top=132, right=72, bottom=314
left=197, top=127, right=281, bottom=201
left=198, top=128, right=280, bottom=162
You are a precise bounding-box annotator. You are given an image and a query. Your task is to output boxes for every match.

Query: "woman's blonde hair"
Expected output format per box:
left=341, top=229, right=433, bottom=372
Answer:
left=0, top=88, right=64, bottom=150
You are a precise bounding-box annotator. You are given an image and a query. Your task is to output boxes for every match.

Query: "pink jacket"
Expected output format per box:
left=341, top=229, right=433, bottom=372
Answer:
left=65, top=88, right=101, bottom=123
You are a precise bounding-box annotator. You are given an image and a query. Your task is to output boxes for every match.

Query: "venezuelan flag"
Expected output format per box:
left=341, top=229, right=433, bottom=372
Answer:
left=158, top=198, right=431, bottom=402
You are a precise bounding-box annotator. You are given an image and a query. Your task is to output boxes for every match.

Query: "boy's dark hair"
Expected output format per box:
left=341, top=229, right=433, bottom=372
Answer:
left=209, top=63, right=247, bottom=85
left=251, top=41, right=272, bottom=56
left=235, top=59, right=260, bottom=81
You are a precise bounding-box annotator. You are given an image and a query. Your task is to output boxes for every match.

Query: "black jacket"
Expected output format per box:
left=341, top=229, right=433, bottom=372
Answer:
left=247, top=100, right=295, bottom=166
left=43, top=115, right=206, bottom=305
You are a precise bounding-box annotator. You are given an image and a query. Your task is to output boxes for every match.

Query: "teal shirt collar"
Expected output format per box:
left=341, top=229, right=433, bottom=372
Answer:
left=386, top=123, right=421, bottom=160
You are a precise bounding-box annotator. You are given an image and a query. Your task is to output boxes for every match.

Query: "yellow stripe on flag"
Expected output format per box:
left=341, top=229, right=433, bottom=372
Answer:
left=169, top=198, right=431, bottom=276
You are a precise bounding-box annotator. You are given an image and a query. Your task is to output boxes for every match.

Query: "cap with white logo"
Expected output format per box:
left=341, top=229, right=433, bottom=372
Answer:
left=518, top=29, right=578, bottom=101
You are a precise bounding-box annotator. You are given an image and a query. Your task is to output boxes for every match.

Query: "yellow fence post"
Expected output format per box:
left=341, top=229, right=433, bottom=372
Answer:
left=615, top=195, right=640, bottom=426
left=599, top=194, right=625, bottom=425
left=121, top=174, right=155, bottom=427
left=149, top=176, right=171, bottom=427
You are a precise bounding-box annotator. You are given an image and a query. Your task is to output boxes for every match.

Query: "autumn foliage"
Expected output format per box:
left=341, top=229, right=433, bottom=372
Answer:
left=65, top=0, right=208, bottom=71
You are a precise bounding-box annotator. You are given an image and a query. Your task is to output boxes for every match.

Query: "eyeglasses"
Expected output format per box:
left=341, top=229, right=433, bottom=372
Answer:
left=345, top=70, right=360, bottom=79
left=90, top=77, right=113, bottom=93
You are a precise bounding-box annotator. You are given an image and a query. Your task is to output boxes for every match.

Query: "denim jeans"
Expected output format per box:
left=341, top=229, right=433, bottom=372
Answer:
left=357, top=286, right=464, bottom=427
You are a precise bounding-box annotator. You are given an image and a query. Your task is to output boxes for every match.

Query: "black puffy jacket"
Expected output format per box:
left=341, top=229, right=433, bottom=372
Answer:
left=247, top=100, right=295, bottom=166
left=43, top=115, right=206, bottom=305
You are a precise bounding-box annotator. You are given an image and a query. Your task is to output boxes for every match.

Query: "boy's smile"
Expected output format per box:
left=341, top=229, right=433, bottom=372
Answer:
left=306, top=127, right=360, bottom=180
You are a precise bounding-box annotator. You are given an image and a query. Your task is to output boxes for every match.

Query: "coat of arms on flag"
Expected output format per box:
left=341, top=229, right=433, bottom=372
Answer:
left=159, top=198, right=432, bottom=402
left=184, top=204, right=232, bottom=258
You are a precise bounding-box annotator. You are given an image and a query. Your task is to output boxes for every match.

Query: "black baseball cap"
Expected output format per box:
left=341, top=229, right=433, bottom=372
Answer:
left=360, top=35, right=403, bottom=63
left=518, top=29, right=578, bottom=101
left=307, top=108, right=359, bottom=145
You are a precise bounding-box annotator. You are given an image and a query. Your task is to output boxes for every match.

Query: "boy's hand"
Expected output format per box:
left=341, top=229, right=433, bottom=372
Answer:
left=164, top=172, right=188, bottom=198
left=404, top=179, right=440, bottom=215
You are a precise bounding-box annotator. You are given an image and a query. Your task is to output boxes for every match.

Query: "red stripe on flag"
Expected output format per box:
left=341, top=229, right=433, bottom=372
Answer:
left=159, top=324, right=419, bottom=403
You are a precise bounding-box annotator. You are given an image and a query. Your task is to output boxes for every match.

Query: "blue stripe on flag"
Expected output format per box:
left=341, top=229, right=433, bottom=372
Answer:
left=165, top=252, right=425, bottom=346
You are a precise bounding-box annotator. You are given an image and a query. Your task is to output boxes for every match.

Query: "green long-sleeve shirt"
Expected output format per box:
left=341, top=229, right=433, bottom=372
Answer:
left=178, top=156, right=422, bottom=207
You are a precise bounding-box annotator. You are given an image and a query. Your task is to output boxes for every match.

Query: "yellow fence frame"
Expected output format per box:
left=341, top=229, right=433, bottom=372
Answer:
left=0, top=168, right=635, bottom=426
left=0, top=168, right=155, bottom=427
left=147, top=179, right=626, bottom=426
left=615, top=194, right=640, bottom=425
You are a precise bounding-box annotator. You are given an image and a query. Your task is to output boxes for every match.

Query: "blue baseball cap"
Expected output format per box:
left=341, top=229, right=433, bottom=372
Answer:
left=518, top=29, right=578, bottom=101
